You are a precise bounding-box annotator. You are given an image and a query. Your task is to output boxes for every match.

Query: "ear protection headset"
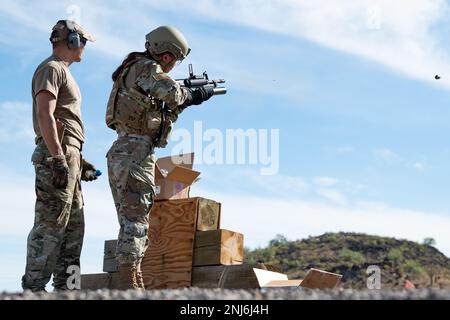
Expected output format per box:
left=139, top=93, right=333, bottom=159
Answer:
left=50, top=20, right=82, bottom=49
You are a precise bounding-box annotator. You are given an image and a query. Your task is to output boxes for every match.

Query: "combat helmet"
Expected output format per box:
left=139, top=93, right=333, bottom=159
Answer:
left=145, top=26, right=190, bottom=61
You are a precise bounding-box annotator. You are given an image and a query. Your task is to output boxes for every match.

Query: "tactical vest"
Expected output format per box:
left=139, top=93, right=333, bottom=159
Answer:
left=106, top=56, right=174, bottom=148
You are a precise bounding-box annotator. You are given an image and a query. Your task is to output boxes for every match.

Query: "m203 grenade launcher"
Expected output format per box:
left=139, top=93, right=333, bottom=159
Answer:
left=176, top=64, right=227, bottom=96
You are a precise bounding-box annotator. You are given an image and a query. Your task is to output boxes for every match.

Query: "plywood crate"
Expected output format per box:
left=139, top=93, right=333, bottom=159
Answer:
left=141, top=197, right=220, bottom=289
left=193, top=229, right=244, bottom=266
left=194, top=198, right=221, bottom=231
left=154, top=197, right=221, bottom=231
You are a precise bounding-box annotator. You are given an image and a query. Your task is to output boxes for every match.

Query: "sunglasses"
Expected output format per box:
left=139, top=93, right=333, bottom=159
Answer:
left=80, top=37, right=88, bottom=46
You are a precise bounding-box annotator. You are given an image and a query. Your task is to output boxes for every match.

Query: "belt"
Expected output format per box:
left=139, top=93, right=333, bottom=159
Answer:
left=35, top=135, right=83, bottom=151
left=117, top=132, right=153, bottom=144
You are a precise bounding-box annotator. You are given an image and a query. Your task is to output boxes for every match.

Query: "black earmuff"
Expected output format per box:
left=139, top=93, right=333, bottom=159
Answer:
left=49, top=20, right=83, bottom=49
left=64, top=20, right=81, bottom=49
left=67, top=31, right=81, bottom=49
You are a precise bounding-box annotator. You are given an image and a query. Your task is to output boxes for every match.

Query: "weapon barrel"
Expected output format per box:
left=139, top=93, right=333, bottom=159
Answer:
left=213, top=87, right=227, bottom=95
left=211, top=79, right=225, bottom=85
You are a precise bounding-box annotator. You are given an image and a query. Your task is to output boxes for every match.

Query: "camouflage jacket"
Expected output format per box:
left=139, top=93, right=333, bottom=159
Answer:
left=106, top=55, right=189, bottom=148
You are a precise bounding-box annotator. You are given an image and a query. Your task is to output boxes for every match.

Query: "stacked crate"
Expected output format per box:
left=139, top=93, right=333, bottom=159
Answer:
left=82, top=196, right=343, bottom=290
left=97, top=197, right=245, bottom=289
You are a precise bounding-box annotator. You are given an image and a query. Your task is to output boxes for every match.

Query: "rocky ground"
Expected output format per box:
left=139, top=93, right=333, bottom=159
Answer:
left=1, top=288, right=450, bottom=300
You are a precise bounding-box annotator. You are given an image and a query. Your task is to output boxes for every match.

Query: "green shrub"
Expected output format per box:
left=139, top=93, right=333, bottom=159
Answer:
left=387, top=248, right=404, bottom=263
left=338, top=248, right=365, bottom=265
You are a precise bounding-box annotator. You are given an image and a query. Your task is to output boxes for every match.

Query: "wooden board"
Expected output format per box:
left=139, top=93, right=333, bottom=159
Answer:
left=81, top=273, right=119, bottom=290
left=191, top=264, right=261, bottom=289
left=196, top=198, right=221, bottom=231
left=300, top=268, right=342, bottom=289
left=141, top=198, right=199, bottom=289
left=154, top=197, right=221, bottom=231
left=264, top=280, right=303, bottom=287
left=193, top=229, right=244, bottom=266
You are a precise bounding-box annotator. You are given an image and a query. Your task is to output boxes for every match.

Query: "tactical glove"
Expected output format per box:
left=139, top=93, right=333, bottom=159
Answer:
left=184, top=87, right=214, bottom=107
left=81, top=158, right=98, bottom=182
left=192, top=87, right=214, bottom=105
left=51, top=155, right=69, bottom=189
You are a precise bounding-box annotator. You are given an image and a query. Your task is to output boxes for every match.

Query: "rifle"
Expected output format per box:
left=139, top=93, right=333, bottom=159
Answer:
left=175, top=64, right=227, bottom=95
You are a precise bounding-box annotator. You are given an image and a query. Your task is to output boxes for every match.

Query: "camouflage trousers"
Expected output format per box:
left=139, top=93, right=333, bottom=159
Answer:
left=22, top=142, right=84, bottom=291
left=107, top=135, right=155, bottom=265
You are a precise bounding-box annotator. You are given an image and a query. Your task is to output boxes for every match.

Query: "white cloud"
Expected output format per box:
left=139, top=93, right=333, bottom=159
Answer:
left=372, top=149, right=431, bottom=172
left=335, top=146, right=356, bottom=154
left=124, top=0, right=450, bottom=90
left=2, top=0, right=450, bottom=90
left=0, top=101, right=35, bottom=142
left=314, top=176, right=338, bottom=187
left=316, top=188, right=348, bottom=206
left=372, top=148, right=402, bottom=163
left=241, top=171, right=310, bottom=196
left=412, top=162, right=427, bottom=172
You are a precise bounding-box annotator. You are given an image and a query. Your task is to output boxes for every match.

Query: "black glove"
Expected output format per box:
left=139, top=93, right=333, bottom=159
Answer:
left=184, top=87, right=214, bottom=107
left=81, top=158, right=98, bottom=182
left=51, top=155, right=69, bottom=189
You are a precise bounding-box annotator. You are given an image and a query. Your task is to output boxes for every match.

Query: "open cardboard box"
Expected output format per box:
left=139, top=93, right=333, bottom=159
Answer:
left=154, top=152, right=201, bottom=200
left=255, top=268, right=342, bottom=289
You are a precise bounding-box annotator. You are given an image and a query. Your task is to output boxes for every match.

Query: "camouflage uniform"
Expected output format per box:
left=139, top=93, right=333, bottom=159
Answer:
left=25, top=142, right=84, bottom=291
left=23, top=53, right=87, bottom=291
left=106, top=55, right=189, bottom=265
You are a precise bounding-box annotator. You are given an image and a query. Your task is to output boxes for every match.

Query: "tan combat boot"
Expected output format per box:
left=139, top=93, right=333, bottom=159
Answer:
left=118, top=263, right=139, bottom=290
left=136, top=263, right=146, bottom=290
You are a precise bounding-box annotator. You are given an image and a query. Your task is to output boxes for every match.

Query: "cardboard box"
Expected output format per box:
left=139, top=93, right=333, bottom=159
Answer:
left=298, top=268, right=342, bottom=289
left=154, top=152, right=200, bottom=200
left=261, top=268, right=342, bottom=289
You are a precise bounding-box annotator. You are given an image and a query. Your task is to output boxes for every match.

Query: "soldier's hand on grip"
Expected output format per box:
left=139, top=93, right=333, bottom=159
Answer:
left=51, top=155, right=69, bottom=189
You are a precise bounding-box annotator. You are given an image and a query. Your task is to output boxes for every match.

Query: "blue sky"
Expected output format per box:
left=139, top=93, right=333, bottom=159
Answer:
left=2, top=0, right=450, bottom=292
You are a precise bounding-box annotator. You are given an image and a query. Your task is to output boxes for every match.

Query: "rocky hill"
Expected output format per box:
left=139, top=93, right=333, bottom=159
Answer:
left=244, top=232, right=450, bottom=289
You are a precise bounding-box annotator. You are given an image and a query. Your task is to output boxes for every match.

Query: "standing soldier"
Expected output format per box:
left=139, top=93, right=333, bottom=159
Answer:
left=106, top=26, right=214, bottom=289
left=22, top=20, right=98, bottom=292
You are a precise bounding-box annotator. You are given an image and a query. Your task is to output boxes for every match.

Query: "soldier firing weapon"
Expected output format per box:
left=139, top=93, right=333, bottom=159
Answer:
left=176, top=63, right=227, bottom=96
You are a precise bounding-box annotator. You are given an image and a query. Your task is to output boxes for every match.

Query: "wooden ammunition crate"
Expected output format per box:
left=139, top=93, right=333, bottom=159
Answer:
left=141, top=197, right=221, bottom=289
left=193, top=229, right=244, bottom=266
